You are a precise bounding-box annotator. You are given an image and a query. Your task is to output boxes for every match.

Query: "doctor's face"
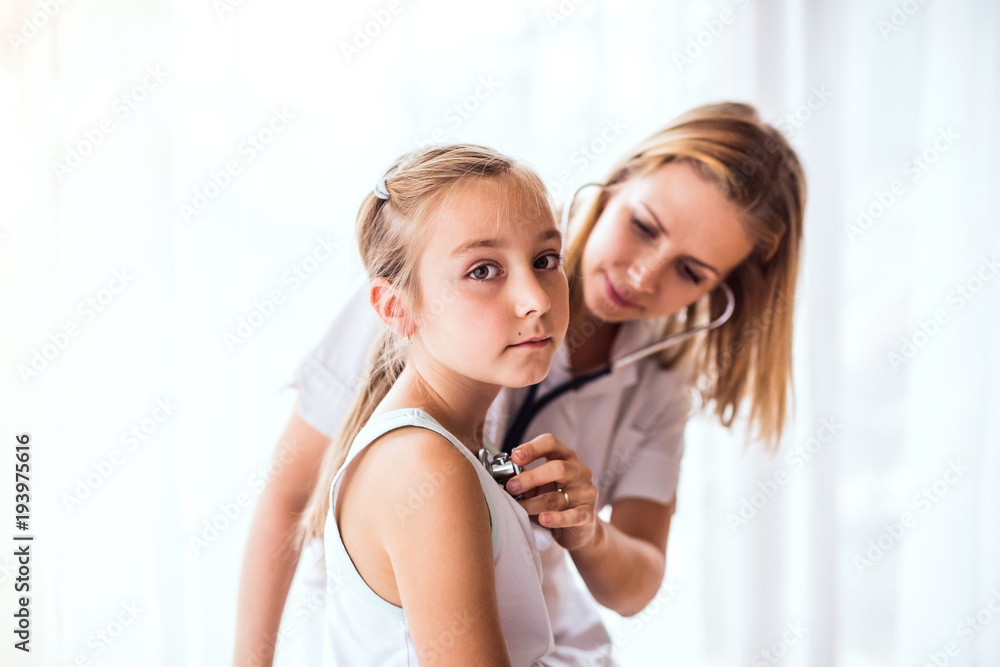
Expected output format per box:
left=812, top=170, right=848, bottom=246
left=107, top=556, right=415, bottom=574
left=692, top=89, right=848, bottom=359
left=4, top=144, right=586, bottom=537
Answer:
left=412, top=179, right=569, bottom=388
left=580, top=160, right=755, bottom=323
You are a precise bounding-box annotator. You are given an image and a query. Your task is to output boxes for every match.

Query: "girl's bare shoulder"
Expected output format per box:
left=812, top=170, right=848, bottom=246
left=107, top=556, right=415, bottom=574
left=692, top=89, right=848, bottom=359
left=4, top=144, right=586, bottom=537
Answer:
left=343, top=426, right=488, bottom=534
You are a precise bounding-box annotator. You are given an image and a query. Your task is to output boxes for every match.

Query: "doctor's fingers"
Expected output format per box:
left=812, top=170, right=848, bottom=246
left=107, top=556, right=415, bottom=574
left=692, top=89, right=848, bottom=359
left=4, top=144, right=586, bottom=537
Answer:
left=541, top=506, right=595, bottom=530
left=505, top=457, right=593, bottom=495
left=516, top=485, right=598, bottom=518
left=511, top=433, right=576, bottom=466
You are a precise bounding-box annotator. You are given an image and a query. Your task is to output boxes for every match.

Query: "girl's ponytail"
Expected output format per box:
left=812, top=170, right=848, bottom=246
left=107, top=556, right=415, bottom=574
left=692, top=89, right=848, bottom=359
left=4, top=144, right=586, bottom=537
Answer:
left=297, top=328, right=403, bottom=546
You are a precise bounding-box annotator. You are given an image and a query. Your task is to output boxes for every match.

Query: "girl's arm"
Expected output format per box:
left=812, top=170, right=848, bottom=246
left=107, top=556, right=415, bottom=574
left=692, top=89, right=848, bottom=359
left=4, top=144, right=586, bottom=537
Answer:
left=233, top=410, right=331, bottom=667
left=367, top=430, right=513, bottom=667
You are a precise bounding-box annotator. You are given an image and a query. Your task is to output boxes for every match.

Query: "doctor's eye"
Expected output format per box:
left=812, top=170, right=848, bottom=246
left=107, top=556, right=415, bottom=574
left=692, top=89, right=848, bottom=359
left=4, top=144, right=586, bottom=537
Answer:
left=468, top=263, right=501, bottom=281
left=678, top=263, right=703, bottom=285
left=631, top=216, right=656, bottom=238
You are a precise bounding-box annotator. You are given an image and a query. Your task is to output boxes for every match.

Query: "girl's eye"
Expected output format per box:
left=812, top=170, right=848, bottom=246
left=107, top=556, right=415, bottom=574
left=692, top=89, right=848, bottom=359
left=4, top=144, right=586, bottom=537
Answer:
left=534, top=253, right=563, bottom=270
left=631, top=216, right=655, bottom=238
left=468, top=263, right=500, bottom=280
left=680, top=264, right=703, bottom=285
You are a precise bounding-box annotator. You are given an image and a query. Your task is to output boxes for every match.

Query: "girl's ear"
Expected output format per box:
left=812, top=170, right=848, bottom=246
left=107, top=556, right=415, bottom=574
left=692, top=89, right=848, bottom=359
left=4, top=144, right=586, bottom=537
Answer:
left=370, top=278, right=414, bottom=339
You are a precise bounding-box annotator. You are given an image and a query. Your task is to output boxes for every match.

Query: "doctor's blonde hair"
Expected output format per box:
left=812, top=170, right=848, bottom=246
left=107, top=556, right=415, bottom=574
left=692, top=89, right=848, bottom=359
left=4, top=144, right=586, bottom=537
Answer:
left=563, top=102, right=806, bottom=448
left=298, top=144, right=552, bottom=546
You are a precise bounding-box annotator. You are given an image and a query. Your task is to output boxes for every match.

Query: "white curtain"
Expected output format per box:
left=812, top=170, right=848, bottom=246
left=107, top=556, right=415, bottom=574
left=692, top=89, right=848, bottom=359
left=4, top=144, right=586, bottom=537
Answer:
left=2, top=1, right=997, bottom=665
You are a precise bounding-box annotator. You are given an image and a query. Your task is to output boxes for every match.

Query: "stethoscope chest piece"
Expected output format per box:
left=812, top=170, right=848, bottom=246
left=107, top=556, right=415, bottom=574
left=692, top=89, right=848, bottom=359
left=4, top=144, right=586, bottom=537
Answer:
left=479, top=448, right=524, bottom=499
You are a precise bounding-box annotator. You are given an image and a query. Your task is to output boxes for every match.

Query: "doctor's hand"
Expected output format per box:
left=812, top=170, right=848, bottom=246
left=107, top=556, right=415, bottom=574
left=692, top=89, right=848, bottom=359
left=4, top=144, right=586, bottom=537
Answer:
left=504, top=434, right=600, bottom=552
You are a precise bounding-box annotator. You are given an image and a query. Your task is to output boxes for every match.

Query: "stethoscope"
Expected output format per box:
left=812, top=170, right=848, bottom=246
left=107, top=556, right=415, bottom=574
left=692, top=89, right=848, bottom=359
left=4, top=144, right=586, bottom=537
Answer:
left=500, top=183, right=736, bottom=454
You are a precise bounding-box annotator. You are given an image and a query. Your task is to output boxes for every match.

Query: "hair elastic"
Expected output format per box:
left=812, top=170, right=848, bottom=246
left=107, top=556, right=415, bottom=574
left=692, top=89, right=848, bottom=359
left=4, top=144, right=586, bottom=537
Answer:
left=373, top=178, right=390, bottom=200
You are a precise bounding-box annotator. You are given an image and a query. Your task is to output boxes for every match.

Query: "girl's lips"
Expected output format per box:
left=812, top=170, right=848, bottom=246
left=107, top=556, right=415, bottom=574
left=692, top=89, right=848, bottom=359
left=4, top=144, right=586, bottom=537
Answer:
left=604, top=275, right=638, bottom=308
left=508, top=338, right=551, bottom=349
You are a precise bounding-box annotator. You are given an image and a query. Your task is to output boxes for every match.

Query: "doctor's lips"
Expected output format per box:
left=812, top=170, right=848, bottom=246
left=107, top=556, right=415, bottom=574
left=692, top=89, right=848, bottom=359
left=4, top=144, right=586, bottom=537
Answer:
left=507, top=335, right=552, bottom=349
left=604, top=275, right=639, bottom=309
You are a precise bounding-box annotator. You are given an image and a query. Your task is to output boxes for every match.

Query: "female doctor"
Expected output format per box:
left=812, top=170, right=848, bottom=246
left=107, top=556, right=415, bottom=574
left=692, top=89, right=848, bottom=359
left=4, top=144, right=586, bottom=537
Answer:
left=234, top=102, right=806, bottom=666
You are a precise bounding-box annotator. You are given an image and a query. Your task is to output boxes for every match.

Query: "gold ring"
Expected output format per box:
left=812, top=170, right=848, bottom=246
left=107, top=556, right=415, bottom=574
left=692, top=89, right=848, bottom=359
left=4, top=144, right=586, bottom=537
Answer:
left=562, top=490, right=570, bottom=510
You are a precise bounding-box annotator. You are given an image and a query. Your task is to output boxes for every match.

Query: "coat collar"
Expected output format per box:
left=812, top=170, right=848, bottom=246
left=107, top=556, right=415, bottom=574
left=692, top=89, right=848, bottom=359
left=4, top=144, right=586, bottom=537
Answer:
left=548, top=317, right=664, bottom=394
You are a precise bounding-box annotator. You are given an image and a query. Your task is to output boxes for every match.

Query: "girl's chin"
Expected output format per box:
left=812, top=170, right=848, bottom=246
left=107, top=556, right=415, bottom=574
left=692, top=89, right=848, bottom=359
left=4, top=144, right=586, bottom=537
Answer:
left=502, top=363, right=553, bottom=389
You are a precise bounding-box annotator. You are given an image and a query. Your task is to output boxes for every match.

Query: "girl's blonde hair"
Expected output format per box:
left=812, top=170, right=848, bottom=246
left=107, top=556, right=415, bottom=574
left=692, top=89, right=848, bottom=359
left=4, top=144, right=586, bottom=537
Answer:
left=563, top=102, right=806, bottom=448
left=298, top=144, right=552, bottom=545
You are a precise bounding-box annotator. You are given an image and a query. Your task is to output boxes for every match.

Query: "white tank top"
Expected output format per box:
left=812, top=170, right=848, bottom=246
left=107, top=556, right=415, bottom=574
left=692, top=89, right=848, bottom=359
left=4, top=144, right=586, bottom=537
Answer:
left=322, top=407, right=556, bottom=666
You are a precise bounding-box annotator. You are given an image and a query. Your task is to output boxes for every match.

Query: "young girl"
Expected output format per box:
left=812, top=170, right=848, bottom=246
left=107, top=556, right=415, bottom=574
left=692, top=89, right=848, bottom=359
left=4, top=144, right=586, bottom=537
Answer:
left=313, top=144, right=569, bottom=666
left=233, top=102, right=805, bottom=666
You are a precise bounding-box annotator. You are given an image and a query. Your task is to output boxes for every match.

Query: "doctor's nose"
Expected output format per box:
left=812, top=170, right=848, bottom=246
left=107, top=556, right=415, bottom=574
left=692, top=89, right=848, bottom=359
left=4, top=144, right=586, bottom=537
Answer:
left=627, top=259, right=660, bottom=294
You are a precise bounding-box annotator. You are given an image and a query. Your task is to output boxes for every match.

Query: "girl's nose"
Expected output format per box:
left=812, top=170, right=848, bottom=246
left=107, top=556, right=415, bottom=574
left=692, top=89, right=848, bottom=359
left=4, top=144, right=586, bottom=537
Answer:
left=514, top=273, right=551, bottom=318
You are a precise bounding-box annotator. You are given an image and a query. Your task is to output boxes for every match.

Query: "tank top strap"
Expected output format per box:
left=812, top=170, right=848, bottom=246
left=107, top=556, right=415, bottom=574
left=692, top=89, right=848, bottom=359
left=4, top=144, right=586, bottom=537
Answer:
left=329, top=407, right=501, bottom=554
